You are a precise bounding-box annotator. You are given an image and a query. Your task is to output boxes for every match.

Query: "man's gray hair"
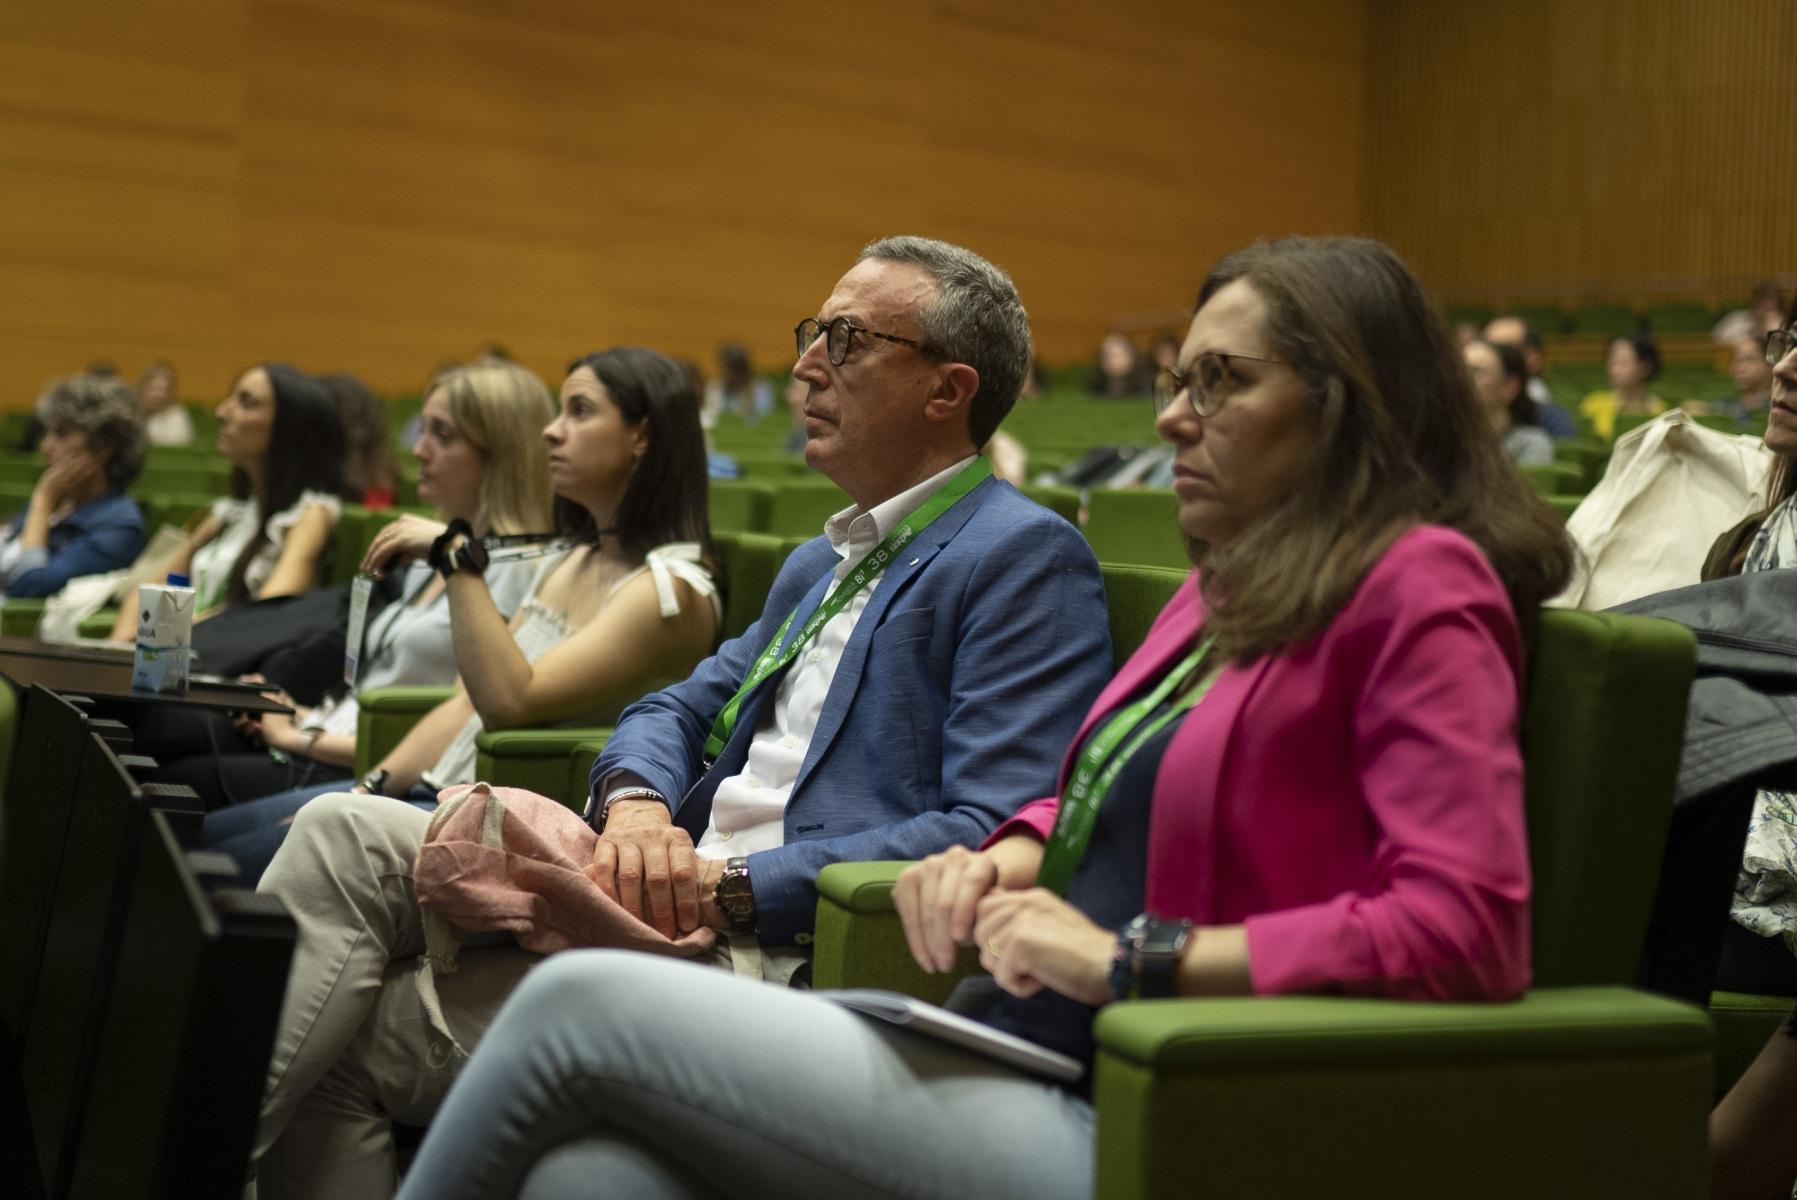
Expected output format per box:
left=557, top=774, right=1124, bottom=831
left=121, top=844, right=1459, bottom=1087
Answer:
left=36, top=373, right=148, bottom=493
left=857, top=236, right=1031, bottom=448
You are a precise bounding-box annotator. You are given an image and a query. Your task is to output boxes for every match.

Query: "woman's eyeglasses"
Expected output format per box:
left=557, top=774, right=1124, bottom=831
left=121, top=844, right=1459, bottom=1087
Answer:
left=1153, top=350, right=1283, bottom=417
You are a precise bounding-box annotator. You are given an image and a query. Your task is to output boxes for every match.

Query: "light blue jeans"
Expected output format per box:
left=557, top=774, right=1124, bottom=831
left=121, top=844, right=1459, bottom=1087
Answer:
left=199, top=779, right=435, bottom=886
left=394, top=951, right=1097, bottom=1200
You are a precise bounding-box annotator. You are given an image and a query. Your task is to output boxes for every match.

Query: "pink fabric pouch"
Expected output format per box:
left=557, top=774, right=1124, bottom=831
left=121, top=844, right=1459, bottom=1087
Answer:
left=412, top=781, right=714, bottom=1053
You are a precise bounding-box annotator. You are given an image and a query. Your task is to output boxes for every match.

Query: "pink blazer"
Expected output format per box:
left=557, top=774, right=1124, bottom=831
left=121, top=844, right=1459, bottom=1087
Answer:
left=990, top=525, right=1531, bottom=1001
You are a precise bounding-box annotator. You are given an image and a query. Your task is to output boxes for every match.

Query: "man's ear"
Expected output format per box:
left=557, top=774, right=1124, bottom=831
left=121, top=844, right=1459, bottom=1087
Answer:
left=922, top=362, right=980, bottom=426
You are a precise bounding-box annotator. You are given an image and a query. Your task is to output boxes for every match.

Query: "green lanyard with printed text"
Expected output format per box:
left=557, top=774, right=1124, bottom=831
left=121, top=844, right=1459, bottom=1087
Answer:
left=1035, top=635, right=1220, bottom=895
left=701, top=457, right=994, bottom=763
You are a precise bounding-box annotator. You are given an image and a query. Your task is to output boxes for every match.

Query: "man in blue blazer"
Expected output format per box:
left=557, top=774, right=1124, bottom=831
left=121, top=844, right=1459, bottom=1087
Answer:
left=590, top=235, right=1111, bottom=955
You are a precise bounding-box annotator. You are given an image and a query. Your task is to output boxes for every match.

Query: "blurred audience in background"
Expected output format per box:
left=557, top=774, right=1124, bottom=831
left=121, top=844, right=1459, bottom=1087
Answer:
left=1086, top=332, right=1153, bottom=398
left=1581, top=331, right=1667, bottom=439
left=703, top=342, right=774, bottom=425
left=325, top=372, right=399, bottom=508
left=1465, top=338, right=1554, bottom=466
left=1484, top=315, right=1577, bottom=438
left=1691, top=337, right=1775, bottom=430
left=1714, top=281, right=1787, bottom=344
left=137, top=360, right=193, bottom=447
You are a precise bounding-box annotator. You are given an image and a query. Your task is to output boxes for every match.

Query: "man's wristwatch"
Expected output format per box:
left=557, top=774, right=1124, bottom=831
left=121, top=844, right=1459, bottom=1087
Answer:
left=714, top=856, right=756, bottom=933
left=1108, top=913, right=1195, bottom=1001
left=359, top=767, right=393, bottom=797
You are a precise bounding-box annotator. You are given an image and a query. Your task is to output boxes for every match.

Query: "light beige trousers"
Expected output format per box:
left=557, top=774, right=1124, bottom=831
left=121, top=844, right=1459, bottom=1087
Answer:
left=250, top=791, right=804, bottom=1200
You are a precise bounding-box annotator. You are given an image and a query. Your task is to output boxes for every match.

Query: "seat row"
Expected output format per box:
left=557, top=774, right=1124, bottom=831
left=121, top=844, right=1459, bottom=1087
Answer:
left=348, top=561, right=1728, bottom=1197
left=0, top=684, right=296, bottom=1198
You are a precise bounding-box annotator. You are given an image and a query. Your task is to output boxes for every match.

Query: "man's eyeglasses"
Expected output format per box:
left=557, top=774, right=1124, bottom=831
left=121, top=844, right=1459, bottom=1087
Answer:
left=795, top=316, right=946, bottom=367
left=1767, top=328, right=1797, bottom=366
left=1153, top=350, right=1283, bottom=418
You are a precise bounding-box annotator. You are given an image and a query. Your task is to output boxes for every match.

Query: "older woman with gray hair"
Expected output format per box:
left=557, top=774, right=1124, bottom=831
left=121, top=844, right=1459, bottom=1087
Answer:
left=0, top=373, right=148, bottom=597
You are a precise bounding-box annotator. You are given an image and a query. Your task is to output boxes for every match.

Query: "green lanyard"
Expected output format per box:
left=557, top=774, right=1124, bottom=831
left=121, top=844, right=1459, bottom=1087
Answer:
left=1035, top=635, right=1220, bottom=896
left=701, top=457, right=994, bottom=763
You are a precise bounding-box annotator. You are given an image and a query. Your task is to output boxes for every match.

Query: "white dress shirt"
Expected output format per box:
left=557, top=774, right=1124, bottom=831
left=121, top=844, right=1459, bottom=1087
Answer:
left=690, top=457, right=976, bottom=861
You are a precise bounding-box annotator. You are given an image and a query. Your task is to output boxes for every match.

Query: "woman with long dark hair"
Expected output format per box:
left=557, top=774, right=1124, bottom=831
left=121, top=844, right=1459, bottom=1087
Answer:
left=108, top=362, right=344, bottom=636
left=391, top=237, right=1574, bottom=1200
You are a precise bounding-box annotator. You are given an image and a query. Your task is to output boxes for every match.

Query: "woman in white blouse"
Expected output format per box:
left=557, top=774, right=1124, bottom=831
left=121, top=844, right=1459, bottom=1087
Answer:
left=108, top=361, right=345, bottom=637
left=175, top=360, right=559, bottom=825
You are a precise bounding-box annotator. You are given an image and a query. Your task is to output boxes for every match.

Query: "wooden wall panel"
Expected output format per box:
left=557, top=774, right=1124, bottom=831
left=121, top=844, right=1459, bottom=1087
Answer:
left=1364, top=0, right=1797, bottom=302
left=1, top=0, right=1366, bottom=405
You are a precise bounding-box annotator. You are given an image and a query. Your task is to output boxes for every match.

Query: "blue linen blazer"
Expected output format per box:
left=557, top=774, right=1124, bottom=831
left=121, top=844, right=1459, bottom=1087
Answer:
left=590, top=476, right=1113, bottom=945
left=3, top=490, right=147, bottom=598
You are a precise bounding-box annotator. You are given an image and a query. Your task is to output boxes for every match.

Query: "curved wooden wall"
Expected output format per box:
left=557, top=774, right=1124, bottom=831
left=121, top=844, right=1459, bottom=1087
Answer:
left=0, top=0, right=1367, bottom=404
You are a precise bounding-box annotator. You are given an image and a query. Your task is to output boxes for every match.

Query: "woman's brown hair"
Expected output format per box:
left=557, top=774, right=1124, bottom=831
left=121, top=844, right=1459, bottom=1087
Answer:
left=1187, top=236, right=1575, bottom=661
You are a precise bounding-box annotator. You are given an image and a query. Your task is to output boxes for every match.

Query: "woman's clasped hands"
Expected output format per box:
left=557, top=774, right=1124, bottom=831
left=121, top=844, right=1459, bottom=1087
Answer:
left=894, top=839, right=1115, bottom=1007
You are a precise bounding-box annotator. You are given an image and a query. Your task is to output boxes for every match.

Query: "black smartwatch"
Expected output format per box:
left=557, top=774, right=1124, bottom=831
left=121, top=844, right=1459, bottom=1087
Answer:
left=1109, top=913, right=1194, bottom=1001
left=428, top=519, right=489, bottom=579
left=359, top=767, right=393, bottom=796
left=714, top=856, right=756, bottom=933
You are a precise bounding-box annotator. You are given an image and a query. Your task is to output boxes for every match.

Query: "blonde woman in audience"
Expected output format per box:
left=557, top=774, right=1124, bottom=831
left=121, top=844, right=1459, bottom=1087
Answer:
left=1580, top=331, right=1668, bottom=439
left=136, top=359, right=194, bottom=447
left=172, top=361, right=558, bottom=850
left=393, top=236, right=1574, bottom=1200
left=246, top=347, right=720, bottom=1199
left=107, top=362, right=345, bottom=635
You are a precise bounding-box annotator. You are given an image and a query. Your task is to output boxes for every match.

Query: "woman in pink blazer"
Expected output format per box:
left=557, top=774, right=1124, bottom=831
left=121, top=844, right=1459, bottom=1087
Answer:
left=394, top=236, right=1576, bottom=1200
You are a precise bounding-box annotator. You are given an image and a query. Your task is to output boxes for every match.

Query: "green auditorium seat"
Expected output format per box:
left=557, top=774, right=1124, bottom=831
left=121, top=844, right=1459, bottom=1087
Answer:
left=1508, top=301, right=1567, bottom=336
left=1083, top=490, right=1187, bottom=570
left=1552, top=437, right=1611, bottom=491
left=811, top=609, right=1710, bottom=1199
left=1710, top=989, right=1793, bottom=1097
left=1020, top=484, right=1080, bottom=526
left=1646, top=302, right=1716, bottom=335
left=768, top=480, right=850, bottom=538
left=1520, top=461, right=1584, bottom=495
left=1546, top=494, right=1580, bottom=523
left=708, top=480, right=774, bottom=534
left=729, top=451, right=812, bottom=480
left=332, top=505, right=381, bottom=586
left=139, top=492, right=212, bottom=539
left=1571, top=302, right=1641, bottom=337
left=1443, top=304, right=1494, bottom=330
left=354, top=686, right=454, bottom=777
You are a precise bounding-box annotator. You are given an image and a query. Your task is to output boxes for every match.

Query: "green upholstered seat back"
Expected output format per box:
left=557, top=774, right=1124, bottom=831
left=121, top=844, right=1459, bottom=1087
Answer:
left=1521, top=608, right=1695, bottom=987
left=767, top=481, right=851, bottom=538
left=1099, top=562, right=1189, bottom=672
left=708, top=480, right=773, bottom=534
left=712, top=530, right=785, bottom=643
left=1084, top=489, right=1188, bottom=570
